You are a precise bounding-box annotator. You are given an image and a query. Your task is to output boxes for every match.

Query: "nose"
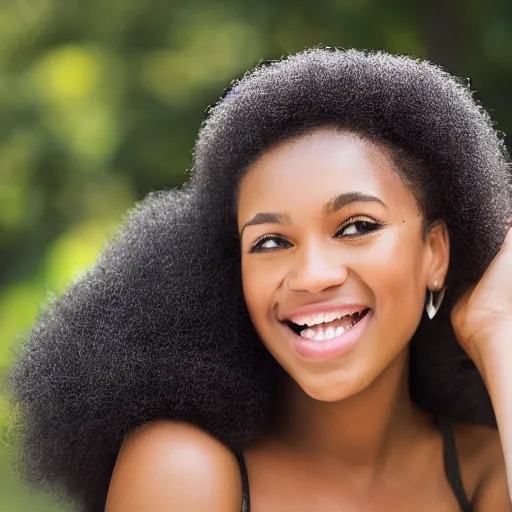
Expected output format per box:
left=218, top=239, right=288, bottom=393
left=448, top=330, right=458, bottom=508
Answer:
left=286, top=241, right=349, bottom=294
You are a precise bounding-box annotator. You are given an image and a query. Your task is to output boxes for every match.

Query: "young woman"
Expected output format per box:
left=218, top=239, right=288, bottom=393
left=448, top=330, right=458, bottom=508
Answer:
left=9, top=49, right=512, bottom=511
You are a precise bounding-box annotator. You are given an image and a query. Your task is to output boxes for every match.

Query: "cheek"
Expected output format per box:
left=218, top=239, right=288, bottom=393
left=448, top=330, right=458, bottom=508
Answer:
left=241, top=256, right=283, bottom=327
left=362, top=231, right=427, bottom=331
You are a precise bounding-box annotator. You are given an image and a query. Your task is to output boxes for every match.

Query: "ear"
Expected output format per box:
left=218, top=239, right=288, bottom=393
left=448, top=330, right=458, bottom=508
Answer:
left=425, top=221, right=450, bottom=290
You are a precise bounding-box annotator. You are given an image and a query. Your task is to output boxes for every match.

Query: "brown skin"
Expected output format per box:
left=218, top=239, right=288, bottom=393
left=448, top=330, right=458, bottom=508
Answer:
left=106, top=130, right=509, bottom=511
left=238, top=130, right=444, bottom=406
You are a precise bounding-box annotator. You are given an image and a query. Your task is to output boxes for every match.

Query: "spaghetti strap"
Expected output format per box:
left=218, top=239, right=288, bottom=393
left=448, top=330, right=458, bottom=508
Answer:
left=235, top=451, right=251, bottom=512
left=439, top=417, right=473, bottom=511
left=235, top=420, right=472, bottom=512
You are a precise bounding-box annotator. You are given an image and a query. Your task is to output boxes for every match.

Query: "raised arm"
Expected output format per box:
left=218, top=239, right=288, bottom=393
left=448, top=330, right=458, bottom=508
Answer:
left=451, top=223, right=512, bottom=507
left=469, top=333, right=512, bottom=510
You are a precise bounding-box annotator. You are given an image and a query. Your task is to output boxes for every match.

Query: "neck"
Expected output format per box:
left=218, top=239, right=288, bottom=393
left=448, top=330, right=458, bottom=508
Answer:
left=272, top=350, right=429, bottom=470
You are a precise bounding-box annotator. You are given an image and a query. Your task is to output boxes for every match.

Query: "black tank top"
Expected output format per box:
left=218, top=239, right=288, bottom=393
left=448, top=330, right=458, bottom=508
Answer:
left=235, top=417, right=472, bottom=512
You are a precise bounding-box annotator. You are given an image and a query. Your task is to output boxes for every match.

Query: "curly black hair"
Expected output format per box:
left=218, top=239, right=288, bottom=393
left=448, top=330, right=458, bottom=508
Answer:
left=8, top=48, right=512, bottom=511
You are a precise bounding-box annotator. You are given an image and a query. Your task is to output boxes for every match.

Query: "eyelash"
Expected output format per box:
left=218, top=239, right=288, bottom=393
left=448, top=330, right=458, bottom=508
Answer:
left=249, top=217, right=384, bottom=253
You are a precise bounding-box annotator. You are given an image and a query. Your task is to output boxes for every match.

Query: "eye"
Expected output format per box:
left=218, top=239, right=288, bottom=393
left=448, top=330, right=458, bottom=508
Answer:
left=250, top=234, right=292, bottom=253
left=335, top=217, right=383, bottom=238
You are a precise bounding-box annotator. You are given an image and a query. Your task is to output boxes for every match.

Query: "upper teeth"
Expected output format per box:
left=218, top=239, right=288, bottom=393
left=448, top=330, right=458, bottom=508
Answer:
left=289, top=310, right=363, bottom=327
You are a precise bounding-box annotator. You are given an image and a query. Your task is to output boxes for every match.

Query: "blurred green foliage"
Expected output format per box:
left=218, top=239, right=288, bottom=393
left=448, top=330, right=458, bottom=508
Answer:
left=1, top=0, right=511, bottom=509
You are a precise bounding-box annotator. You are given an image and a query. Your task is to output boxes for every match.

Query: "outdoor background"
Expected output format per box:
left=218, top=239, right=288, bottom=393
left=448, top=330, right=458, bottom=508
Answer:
left=1, top=0, right=512, bottom=509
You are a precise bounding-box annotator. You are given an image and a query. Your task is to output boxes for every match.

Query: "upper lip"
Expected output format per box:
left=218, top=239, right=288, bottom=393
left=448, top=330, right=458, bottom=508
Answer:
left=278, top=301, right=371, bottom=324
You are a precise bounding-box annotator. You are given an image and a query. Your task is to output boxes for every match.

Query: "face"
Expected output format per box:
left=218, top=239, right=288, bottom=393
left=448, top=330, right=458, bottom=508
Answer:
left=237, top=130, right=449, bottom=402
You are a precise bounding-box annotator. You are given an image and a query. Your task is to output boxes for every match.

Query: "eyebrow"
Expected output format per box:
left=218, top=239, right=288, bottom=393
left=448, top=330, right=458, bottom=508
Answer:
left=322, top=192, right=387, bottom=215
left=240, top=212, right=292, bottom=235
left=240, top=192, right=386, bottom=235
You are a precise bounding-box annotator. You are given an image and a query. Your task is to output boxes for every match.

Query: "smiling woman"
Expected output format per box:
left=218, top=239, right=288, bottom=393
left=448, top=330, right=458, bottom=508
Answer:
left=238, top=131, right=445, bottom=401
left=8, top=49, right=512, bottom=511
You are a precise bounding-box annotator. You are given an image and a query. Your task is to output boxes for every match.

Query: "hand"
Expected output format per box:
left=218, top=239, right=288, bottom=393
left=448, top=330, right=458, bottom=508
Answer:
left=451, top=221, right=512, bottom=368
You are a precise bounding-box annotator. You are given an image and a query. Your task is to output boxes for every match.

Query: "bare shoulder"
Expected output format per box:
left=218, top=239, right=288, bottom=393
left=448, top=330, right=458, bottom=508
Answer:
left=454, top=422, right=511, bottom=510
left=105, top=420, right=242, bottom=512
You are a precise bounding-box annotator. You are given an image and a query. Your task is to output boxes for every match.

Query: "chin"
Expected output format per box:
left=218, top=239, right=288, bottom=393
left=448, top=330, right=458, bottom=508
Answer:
left=294, top=371, right=370, bottom=403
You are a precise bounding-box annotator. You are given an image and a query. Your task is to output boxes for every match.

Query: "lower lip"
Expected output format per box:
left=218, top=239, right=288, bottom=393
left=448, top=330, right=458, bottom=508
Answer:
left=284, top=311, right=372, bottom=361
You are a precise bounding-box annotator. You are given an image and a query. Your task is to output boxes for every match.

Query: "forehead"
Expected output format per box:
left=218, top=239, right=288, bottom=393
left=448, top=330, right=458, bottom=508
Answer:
left=237, top=130, right=418, bottom=219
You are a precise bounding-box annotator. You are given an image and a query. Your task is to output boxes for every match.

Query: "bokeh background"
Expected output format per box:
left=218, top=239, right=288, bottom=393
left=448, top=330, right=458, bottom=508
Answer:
left=1, top=0, right=512, bottom=509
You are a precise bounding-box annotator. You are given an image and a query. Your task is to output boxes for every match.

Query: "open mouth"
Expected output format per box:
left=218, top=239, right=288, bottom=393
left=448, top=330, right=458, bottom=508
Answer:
left=284, top=307, right=371, bottom=342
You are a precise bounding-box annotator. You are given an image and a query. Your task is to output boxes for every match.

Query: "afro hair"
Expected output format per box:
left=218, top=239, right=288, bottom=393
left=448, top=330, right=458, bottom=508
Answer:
left=8, top=48, right=512, bottom=511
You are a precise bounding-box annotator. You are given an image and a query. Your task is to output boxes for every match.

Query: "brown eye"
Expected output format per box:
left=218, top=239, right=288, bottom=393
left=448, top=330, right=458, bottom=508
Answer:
left=250, top=235, right=292, bottom=253
left=335, top=219, right=383, bottom=238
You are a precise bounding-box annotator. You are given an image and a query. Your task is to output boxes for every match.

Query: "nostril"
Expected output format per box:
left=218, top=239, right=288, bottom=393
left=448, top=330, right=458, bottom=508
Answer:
left=286, top=264, right=349, bottom=294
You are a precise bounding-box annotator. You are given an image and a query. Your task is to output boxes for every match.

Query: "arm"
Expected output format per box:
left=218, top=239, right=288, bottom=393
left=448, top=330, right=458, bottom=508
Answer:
left=473, top=334, right=512, bottom=507
left=450, top=225, right=512, bottom=507
left=105, top=421, right=242, bottom=512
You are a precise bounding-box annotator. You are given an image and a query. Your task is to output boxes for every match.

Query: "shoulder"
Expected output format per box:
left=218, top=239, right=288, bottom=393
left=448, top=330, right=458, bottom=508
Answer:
left=106, top=420, right=243, bottom=512
left=454, top=422, right=511, bottom=510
